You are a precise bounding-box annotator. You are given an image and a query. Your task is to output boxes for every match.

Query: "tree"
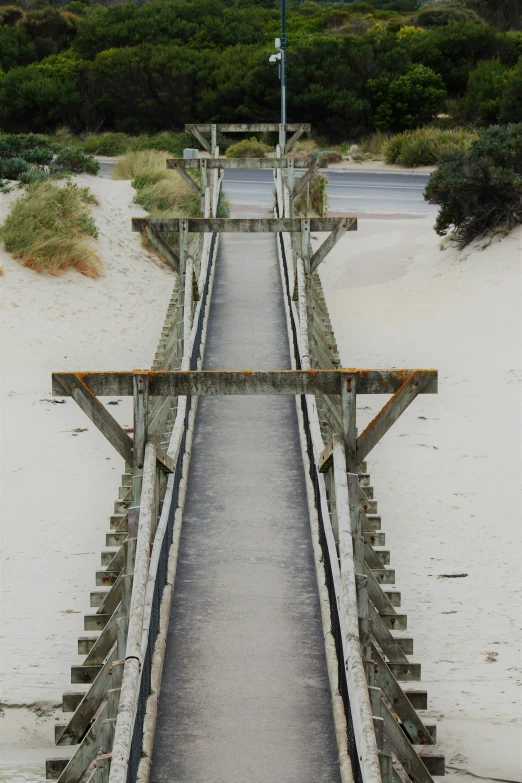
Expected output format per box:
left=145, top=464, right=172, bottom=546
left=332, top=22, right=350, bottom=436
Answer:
left=500, top=56, right=522, bottom=121
left=466, top=59, right=511, bottom=123
left=369, top=63, right=446, bottom=130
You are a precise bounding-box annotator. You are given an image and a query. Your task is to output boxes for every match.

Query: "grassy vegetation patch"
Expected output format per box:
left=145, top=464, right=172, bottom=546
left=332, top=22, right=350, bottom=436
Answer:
left=0, top=180, right=101, bottom=277
left=384, top=127, right=477, bottom=166
left=225, top=138, right=273, bottom=159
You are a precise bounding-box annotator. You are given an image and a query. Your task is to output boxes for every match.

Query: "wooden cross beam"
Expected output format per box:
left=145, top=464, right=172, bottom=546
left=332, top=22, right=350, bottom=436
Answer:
left=53, top=369, right=437, bottom=398
left=165, top=159, right=202, bottom=200
left=132, top=217, right=357, bottom=234
left=186, top=123, right=311, bottom=133
left=142, top=223, right=180, bottom=274
left=318, top=369, right=438, bottom=472
left=293, top=157, right=322, bottom=199
left=53, top=373, right=175, bottom=472
left=167, top=157, right=318, bottom=170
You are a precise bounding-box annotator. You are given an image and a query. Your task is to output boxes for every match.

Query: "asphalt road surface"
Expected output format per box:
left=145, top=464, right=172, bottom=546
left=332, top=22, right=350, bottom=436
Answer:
left=222, top=168, right=436, bottom=216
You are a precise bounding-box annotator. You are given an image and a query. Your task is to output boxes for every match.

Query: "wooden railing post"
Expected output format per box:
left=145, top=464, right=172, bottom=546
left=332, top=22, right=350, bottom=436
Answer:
left=132, top=373, right=149, bottom=506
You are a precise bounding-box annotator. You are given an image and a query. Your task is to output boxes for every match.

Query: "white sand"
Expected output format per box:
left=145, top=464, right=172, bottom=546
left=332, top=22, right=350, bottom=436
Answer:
left=318, top=220, right=522, bottom=781
left=0, top=175, right=174, bottom=750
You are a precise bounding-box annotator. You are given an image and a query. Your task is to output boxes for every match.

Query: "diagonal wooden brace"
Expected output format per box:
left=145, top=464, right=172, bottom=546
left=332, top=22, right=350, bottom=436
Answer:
left=168, top=159, right=202, bottom=200
left=285, top=125, right=307, bottom=154
left=310, top=217, right=357, bottom=274
left=293, top=157, right=322, bottom=200
left=54, top=373, right=133, bottom=466
left=357, top=371, right=436, bottom=464
left=143, top=223, right=180, bottom=274
left=185, top=123, right=211, bottom=153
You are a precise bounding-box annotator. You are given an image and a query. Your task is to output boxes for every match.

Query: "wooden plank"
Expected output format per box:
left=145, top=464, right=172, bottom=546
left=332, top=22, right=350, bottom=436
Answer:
left=142, top=224, right=180, bottom=274
left=285, top=125, right=307, bottom=154
left=53, top=374, right=133, bottom=466
left=317, top=438, right=334, bottom=473
left=131, top=216, right=357, bottom=234
left=186, top=123, right=311, bottom=133
left=372, top=646, right=435, bottom=746
left=85, top=615, right=111, bottom=631
left=167, top=159, right=202, bottom=199
left=46, top=759, right=68, bottom=779
left=293, top=157, right=322, bottom=199
left=63, top=692, right=85, bottom=713
left=84, top=603, right=122, bottom=666
left=368, top=603, right=408, bottom=663
left=53, top=369, right=438, bottom=398
left=333, top=438, right=382, bottom=782
left=310, top=218, right=357, bottom=275
left=381, top=702, right=435, bottom=783
left=341, top=373, right=357, bottom=472
left=405, top=690, right=428, bottom=710
left=58, top=644, right=117, bottom=745
left=168, top=157, right=313, bottom=170
left=357, top=371, right=437, bottom=463
left=185, top=123, right=211, bottom=152
left=57, top=702, right=108, bottom=783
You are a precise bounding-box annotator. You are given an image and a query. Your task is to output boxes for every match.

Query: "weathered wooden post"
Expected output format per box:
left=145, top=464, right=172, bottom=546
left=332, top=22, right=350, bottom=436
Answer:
left=177, top=219, right=189, bottom=364
left=300, top=217, right=313, bottom=367
left=200, top=159, right=207, bottom=216
left=132, top=373, right=150, bottom=506
left=211, top=124, right=217, bottom=156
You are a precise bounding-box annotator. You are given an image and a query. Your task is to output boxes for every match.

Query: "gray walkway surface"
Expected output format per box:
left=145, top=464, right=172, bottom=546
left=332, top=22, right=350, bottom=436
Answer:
left=150, top=189, right=340, bottom=782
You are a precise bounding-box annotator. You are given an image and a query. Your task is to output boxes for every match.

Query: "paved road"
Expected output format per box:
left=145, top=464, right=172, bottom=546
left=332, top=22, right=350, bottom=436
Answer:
left=150, top=186, right=340, bottom=782
left=223, top=168, right=436, bottom=215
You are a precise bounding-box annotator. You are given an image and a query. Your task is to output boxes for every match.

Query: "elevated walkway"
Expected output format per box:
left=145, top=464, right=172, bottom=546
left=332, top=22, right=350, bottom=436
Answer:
left=151, top=217, right=340, bottom=781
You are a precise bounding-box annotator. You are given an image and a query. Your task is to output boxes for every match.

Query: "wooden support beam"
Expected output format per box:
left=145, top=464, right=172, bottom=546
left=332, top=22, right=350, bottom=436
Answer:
left=167, top=157, right=314, bottom=170
left=185, top=123, right=211, bottom=153
left=142, top=224, right=180, bottom=274
left=285, top=125, right=307, bottom=154
left=381, top=702, right=435, bottom=783
left=132, top=373, right=149, bottom=506
left=372, top=647, right=435, bottom=745
left=132, top=216, right=357, bottom=234
left=185, top=122, right=311, bottom=133
left=53, top=374, right=133, bottom=466
left=357, top=371, right=437, bottom=464
left=310, top=218, right=357, bottom=275
left=53, top=369, right=438, bottom=398
left=293, top=157, right=322, bottom=199
left=56, top=701, right=109, bottom=783
left=317, top=438, right=334, bottom=473
left=58, top=644, right=117, bottom=745
left=341, top=373, right=357, bottom=472
left=83, top=603, right=122, bottom=666
left=166, top=159, right=202, bottom=200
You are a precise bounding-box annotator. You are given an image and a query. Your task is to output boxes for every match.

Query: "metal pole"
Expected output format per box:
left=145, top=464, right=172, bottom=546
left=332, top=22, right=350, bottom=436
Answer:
left=281, top=0, right=287, bottom=149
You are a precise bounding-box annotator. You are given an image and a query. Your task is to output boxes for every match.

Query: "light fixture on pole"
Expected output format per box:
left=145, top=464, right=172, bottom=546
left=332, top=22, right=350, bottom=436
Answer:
left=268, top=0, right=287, bottom=150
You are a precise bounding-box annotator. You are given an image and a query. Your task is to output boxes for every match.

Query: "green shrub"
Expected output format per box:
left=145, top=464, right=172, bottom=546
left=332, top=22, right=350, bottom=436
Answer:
left=465, top=59, right=511, bottom=123
left=369, top=64, right=447, bottom=131
left=415, top=6, right=484, bottom=28
left=0, top=180, right=101, bottom=277
left=425, top=124, right=522, bottom=247
left=384, top=127, right=477, bottom=166
left=80, top=133, right=130, bottom=156
left=225, top=137, right=272, bottom=158
left=500, top=57, right=522, bottom=122
left=0, top=157, right=31, bottom=180
left=53, top=146, right=99, bottom=174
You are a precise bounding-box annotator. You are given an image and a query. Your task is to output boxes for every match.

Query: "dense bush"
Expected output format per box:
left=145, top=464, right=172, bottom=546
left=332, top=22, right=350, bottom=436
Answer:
left=384, top=126, right=476, bottom=166
left=415, top=6, right=484, bottom=28
left=225, top=137, right=272, bottom=158
left=369, top=64, right=447, bottom=130
left=500, top=56, right=522, bottom=121
left=53, top=146, right=99, bottom=174
left=0, top=1, right=520, bottom=137
left=465, top=59, right=511, bottom=123
left=425, top=124, right=522, bottom=246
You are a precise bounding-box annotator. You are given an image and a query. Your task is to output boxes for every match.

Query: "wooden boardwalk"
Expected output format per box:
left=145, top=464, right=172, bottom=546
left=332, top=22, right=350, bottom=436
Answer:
left=46, top=127, right=444, bottom=783
left=151, top=224, right=340, bottom=782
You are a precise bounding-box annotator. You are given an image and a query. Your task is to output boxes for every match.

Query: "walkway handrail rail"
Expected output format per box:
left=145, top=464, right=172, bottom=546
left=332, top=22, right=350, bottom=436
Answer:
left=274, top=166, right=383, bottom=782
left=109, top=174, right=222, bottom=783
left=110, top=439, right=157, bottom=782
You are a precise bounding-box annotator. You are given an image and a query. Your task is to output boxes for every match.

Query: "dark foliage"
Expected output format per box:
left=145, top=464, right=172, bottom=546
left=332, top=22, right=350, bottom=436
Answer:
left=425, top=123, right=522, bottom=246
